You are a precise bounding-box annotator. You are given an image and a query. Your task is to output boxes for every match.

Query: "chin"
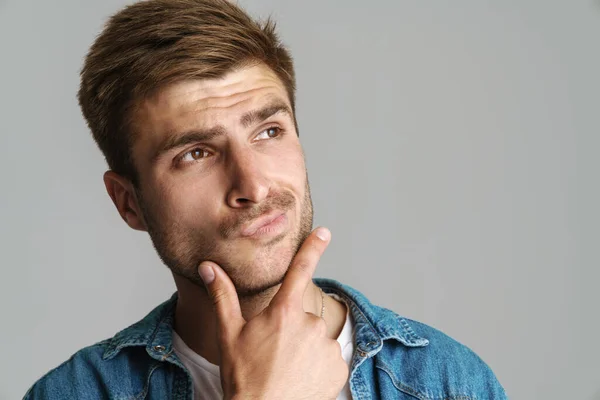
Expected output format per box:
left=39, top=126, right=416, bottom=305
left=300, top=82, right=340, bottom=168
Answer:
left=225, top=261, right=289, bottom=298
left=221, top=236, right=296, bottom=297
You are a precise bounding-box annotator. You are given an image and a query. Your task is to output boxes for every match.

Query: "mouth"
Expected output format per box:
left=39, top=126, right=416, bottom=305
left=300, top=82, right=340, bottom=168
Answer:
left=240, top=210, right=287, bottom=238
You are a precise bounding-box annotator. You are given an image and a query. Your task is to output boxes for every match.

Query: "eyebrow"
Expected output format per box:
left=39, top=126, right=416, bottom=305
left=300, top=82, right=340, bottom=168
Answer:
left=151, top=99, right=293, bottom=164
left=240, top=101, right=292, bottom=128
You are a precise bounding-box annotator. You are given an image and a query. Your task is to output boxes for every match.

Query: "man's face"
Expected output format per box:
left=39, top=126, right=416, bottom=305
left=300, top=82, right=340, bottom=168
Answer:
left=130, top=63, right=313, bottom=297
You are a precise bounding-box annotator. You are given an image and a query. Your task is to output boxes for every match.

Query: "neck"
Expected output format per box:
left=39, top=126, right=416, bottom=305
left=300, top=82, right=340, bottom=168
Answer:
left=171, top=272, right=347, bottom=365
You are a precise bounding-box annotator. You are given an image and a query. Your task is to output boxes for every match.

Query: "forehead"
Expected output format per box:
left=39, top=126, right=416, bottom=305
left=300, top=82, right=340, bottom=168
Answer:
left=136, top=63, right=289, bottom=130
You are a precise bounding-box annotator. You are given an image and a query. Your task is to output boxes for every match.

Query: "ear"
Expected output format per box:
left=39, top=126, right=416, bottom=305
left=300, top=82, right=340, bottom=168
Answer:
left=103, top=171, right=148, bottom=231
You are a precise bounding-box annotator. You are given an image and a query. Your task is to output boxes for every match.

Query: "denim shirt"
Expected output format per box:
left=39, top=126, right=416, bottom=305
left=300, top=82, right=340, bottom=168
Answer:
left=24, top=278, right=507, bottom=399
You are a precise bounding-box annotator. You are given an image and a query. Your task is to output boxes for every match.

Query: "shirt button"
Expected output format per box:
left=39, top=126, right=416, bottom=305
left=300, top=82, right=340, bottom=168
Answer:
left=358, top=350, right=368, bottom=357
left=153, top=345, right=166, bottom=352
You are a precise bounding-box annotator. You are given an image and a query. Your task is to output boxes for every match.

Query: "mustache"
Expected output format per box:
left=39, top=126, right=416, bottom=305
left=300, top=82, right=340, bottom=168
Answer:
left=218, top=191, right=295, bottom=238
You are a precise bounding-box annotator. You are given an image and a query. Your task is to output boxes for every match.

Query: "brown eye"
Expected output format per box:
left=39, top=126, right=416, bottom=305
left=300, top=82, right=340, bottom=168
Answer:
left=256, top=126, right=282, bottom=140
left=190, top=149, right=207, bottom=159
left=180, top=148, right=209, bottom=164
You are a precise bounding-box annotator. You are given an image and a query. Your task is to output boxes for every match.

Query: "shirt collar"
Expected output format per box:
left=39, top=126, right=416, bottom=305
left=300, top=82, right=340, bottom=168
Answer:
left=315, top=278, right=429, bottom=356
left=103, top=278, right=428, bottom=361
left=103, top=292, right=178, bottom=361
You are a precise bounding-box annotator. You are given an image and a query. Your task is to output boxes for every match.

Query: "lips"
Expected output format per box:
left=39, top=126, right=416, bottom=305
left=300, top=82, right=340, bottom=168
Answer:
left=240, top=210, right=285, bottom=237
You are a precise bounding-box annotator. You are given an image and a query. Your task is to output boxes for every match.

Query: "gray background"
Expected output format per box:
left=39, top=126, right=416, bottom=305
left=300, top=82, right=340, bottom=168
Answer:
left=1, top=1, right=598, bottom=399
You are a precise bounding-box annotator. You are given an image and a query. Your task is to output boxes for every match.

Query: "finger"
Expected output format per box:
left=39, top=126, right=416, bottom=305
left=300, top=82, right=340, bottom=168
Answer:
left=198, top=261, right=245, bottom=347
left=271, top=227, right=331, bottom=308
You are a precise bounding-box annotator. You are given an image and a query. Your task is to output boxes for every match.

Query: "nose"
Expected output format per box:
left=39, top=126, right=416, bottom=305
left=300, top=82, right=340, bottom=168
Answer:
left=225, top=147, right=271, bottom=208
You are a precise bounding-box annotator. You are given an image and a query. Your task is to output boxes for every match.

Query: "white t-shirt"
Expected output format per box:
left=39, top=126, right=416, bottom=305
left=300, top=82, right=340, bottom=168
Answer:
left=173, top=294, right=355, bottom=400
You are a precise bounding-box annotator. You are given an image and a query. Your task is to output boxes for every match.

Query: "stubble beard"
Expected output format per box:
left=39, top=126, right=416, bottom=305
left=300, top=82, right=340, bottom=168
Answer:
left=136, top=181, right=314, bottom=298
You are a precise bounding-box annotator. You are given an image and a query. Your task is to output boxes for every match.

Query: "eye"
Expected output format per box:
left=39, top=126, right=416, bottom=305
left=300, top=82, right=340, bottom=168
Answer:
left=179, top=147, right=210, bottom=164
left=256, top=126, right=283, bottom=140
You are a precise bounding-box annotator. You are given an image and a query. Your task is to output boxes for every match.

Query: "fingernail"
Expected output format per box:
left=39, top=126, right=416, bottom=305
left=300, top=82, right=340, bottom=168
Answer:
left=198, top=263, right=215, bottom=285
left=315, top=227, right=330, bottom=241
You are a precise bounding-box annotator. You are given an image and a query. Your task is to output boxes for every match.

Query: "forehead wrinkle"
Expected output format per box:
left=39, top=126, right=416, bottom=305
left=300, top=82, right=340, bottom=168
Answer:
left=188, top=85, right=285, bottom=116
left=158, top=66, right=282, bottom=108
left=197, top=75, right=281, bottom=97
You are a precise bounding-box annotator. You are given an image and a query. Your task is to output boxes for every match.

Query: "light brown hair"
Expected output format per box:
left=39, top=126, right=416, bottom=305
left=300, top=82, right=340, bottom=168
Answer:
left=77, top=0, right=296, bottom=185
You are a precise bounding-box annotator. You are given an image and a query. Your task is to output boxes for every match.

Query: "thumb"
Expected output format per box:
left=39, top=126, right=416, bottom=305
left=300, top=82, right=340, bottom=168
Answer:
left=198, top=261, right=245, bottom=347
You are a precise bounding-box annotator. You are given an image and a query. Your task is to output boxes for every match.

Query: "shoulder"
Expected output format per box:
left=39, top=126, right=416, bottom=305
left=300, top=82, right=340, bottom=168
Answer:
left=377, top=316, right=508, bottom=399
left=23, top=294, right=179, bottom=399
left=23, top=337, right=165, bottom=400
left=23, top=339, right=113, bottom=400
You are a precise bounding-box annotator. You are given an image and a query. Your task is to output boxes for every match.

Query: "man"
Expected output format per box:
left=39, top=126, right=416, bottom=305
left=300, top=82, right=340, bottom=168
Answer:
left=24, top=0, right=507, bottom=399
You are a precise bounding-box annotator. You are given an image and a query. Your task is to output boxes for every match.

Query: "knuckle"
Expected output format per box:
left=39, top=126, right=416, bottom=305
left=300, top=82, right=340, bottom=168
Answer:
left=271, top=301, right=294, bottom=324
left=293, top=259, right=313, bottom=278
left=324, top=342, right=349, bottom=384
left=338, top=362, right=350, bottom=381
left=327, top=339, right=341, bottom=354
left=328, top=343, right=349, bottom=366
left=329, top=341, right=345, bottom=361
left=310, top=316, right=327, bottom=336
left=210, top=288, right=229, bottom=306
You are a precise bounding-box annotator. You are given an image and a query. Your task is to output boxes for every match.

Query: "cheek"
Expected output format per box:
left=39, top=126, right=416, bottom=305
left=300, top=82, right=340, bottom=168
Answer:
left=272, top=142, right=306, bottom=183
left=150, top=179, right=216, bottom=228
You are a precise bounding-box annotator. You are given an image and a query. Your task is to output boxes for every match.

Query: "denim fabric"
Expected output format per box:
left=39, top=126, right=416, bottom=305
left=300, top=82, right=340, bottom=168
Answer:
left=24, top=278, right=507, bottom=399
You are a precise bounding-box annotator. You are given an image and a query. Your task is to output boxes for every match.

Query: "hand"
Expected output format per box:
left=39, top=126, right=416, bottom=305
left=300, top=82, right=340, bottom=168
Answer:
left=198, top=227, right=348, bottom=400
